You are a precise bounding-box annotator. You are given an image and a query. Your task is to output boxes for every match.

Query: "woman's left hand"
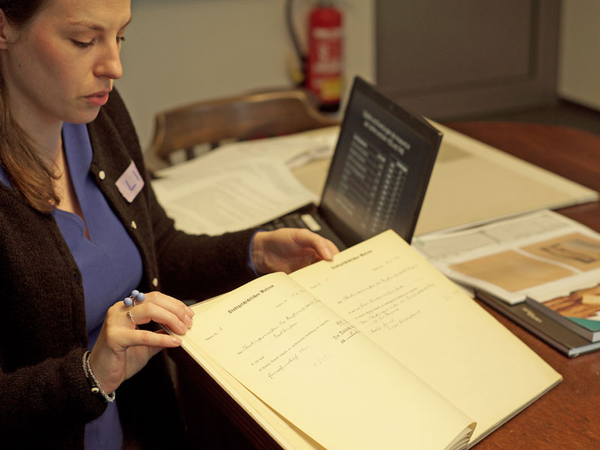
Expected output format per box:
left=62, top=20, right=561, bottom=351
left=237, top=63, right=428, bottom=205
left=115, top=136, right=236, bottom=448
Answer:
left=251, top=228, right=339, bottom=275
left=89, top=292, right=193, bottom=395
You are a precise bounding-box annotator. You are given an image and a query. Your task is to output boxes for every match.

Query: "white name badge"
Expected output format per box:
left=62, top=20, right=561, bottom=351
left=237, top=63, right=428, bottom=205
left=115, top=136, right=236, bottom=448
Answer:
left=115, top=161, right=145, bottom=203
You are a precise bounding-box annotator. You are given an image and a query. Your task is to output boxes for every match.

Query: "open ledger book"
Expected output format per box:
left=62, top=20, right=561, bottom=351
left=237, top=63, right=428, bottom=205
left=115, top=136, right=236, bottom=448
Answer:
left=175, top=230, right=561, bottom=449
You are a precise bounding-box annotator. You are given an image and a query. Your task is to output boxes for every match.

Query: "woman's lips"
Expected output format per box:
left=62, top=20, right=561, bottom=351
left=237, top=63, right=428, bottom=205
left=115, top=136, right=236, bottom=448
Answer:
left=84, top=91, right=110, bottom=106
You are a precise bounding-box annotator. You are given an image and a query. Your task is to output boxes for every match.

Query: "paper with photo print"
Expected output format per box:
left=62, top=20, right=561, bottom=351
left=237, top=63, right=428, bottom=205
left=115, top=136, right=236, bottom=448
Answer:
left=412, top=209, right=600, bottom=304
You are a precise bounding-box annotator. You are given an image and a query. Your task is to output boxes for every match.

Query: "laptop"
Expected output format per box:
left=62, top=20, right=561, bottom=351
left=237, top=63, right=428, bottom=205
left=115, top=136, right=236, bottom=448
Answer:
left=262, top=76, right=443, bottom=250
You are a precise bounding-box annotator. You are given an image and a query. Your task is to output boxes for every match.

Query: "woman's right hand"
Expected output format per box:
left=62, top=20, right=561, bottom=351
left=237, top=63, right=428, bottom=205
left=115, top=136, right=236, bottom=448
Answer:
left=88, top=291, right=194, bottom=395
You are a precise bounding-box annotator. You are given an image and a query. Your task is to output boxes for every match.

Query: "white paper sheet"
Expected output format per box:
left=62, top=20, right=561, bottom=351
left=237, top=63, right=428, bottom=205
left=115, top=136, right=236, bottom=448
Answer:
left=152, top=157, right=317, bottom=235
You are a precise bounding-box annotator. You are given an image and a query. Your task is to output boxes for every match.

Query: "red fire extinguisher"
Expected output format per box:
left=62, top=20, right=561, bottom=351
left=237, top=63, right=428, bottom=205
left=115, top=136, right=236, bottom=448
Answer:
left=306, top=1, right=343, bottom=112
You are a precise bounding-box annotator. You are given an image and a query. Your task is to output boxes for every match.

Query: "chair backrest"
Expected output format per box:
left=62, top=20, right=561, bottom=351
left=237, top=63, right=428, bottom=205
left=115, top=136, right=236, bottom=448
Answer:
left=150, top=89, right=340, bottom=164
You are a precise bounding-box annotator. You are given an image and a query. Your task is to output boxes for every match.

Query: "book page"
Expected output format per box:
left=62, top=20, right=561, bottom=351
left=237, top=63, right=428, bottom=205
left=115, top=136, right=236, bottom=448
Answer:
left=291, top=230, right=562, bottom=445
left=180, top=299, right=325, bottom=450
left=413, top=209, right=600, bottom=304
left=185, top=271, right=474, bottom=450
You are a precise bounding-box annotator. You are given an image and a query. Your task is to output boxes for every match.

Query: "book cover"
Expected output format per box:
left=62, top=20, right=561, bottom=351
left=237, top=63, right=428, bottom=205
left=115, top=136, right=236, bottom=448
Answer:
left=526, top=283, right=600, bottom=342
left=476, top=289, right=600, bottom=357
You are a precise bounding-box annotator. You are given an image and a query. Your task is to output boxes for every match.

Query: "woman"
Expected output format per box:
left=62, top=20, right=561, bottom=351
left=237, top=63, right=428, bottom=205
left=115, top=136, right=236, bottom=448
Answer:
left=0, top=0, right=338, bottom=448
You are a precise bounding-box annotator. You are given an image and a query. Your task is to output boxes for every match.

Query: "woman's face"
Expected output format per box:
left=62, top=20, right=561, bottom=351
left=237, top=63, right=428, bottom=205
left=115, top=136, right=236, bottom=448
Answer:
left=0, top=0, right=131, bottom=126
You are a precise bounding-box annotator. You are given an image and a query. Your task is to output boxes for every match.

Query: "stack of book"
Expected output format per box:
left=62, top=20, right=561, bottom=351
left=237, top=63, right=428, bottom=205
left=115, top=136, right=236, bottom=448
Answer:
left=475, top=289, right=600, bottom=357
left=413, top=209, right=600, bottom=357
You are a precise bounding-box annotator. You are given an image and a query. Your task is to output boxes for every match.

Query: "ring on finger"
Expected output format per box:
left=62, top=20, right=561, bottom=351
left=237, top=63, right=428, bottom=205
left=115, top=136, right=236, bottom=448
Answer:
left=127, top=310, right=138, bottom=328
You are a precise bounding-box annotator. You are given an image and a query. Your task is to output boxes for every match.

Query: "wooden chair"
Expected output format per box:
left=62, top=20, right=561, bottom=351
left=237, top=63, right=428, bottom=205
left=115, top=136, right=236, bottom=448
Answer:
left=149, top=89, right=339, bottom=166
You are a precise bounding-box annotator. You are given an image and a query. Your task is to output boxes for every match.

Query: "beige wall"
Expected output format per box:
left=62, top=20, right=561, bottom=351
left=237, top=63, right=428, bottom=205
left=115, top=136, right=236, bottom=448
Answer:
left=558, top=0, right=600, bottom=111
left=117, top=0, right=375, bottom=151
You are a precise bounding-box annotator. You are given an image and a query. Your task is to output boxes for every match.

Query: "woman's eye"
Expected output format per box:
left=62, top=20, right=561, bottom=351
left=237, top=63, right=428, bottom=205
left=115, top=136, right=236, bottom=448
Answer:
left=72, top=39, right=95, bottom=49
left=117, top=36, right=126, bottom=45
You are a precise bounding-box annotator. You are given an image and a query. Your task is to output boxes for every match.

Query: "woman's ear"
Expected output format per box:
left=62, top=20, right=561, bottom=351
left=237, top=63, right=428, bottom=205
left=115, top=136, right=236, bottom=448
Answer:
left=0, top=10, right=15, bottom=50
left=0, top=10, right=8, bottom=49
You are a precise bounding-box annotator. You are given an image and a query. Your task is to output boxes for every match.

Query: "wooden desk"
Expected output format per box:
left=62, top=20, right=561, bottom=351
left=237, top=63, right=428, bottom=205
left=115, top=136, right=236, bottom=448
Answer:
left=445, top=122, right=600, bottom=450
left=170, top=122, right=600, bottom=449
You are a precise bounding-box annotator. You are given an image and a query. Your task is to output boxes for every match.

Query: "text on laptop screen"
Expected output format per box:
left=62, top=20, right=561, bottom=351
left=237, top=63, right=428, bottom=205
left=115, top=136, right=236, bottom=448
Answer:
left=319, top=77, right=442, bottom=245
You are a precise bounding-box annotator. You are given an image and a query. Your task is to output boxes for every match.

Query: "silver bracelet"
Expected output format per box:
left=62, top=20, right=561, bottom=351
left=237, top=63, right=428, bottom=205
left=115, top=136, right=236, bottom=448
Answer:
left=82, top=351, right=115, bottom=403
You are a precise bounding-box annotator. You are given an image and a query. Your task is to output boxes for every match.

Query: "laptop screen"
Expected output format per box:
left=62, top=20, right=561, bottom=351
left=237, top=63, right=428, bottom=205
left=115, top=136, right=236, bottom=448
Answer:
left=319, top=76, right=442, bottom=245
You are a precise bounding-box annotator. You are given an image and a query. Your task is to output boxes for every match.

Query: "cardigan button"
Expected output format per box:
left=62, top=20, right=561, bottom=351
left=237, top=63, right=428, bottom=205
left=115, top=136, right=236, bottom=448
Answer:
left=131, top=220, right=137, bottom=230
left=152, top=277, right=158, bottom=287
left=98, top=170, right=106, bottom=180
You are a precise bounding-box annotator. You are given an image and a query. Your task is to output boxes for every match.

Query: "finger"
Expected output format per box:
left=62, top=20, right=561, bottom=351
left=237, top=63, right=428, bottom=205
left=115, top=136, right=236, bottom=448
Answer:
left=138, top=291, right=194, bottom=328
left=144, top=291, right=195, bottom=317
left=127, top=302, right=189, bottom=335
left=292, top=229, right=338, bottom=261
left=320, top=239, right=340, bottom=259
left=121, top=327, right=182, bottom=348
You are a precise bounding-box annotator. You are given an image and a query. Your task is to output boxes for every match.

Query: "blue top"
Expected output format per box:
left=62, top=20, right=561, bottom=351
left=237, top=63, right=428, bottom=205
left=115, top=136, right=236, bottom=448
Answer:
left=0, top=123, right=143, bottom=449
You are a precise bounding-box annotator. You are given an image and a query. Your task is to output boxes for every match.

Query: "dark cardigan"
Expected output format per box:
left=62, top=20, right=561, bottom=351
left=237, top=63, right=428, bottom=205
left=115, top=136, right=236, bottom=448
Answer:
left=0, top=90, right=257, bottom=448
